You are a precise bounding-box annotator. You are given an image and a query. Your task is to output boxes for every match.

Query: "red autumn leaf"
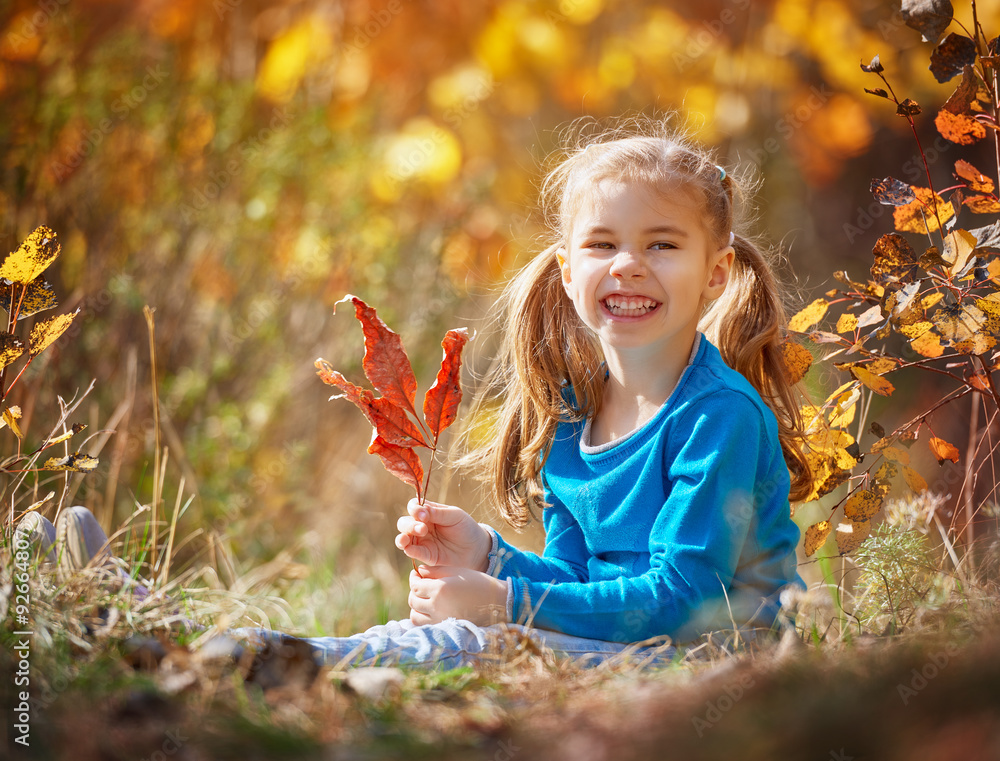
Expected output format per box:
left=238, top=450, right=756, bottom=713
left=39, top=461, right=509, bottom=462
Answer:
left=315, top=361, right=428, bottom=448
left=338, top=294, right=420, bottom=418
left=316, top=361, right=376, bottom=410
left=370, top=397, right=429, bottom=448
left=929, top=435, right=961, bottom=464
left=368, top=434, right=425, bottom=502
left=423, top=327, right=470, bottom=446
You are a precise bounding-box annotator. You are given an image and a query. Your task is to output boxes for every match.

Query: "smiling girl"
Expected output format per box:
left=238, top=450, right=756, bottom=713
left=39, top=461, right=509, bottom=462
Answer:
left=18, top=123, right=811, bottom=669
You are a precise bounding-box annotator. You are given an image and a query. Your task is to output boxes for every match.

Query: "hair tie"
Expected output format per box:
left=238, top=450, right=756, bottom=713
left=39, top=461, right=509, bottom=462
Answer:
left=728, top=231, right=735, bottom=246
left=716, top=165, right=727, bottom=181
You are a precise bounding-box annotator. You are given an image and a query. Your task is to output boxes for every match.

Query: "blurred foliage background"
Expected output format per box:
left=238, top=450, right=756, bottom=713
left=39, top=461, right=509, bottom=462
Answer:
left=2, top=0, right=997, bottom=633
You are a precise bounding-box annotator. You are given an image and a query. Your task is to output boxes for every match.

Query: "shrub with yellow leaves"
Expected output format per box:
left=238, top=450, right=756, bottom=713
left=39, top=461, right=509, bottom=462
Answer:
left=0, top=225, right=99, bottom=518
left=785, top=0, right=1000, bottom=559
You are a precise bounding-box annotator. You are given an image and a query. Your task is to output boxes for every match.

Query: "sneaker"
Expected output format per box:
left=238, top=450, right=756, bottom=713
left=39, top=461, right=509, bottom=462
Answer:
left=12, top=512, right=57, bottom=566
left=55, top=506, right=112, bottom=574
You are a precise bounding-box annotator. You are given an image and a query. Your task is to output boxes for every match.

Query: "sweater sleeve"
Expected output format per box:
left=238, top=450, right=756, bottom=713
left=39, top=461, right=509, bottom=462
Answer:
left=485, top=492, right=590, bottom=585
left=506, top=393, right=775, bottom=643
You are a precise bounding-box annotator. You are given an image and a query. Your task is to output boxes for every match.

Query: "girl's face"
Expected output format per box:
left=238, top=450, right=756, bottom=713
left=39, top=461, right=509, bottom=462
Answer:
left=559, top=179, right=733, bottom=359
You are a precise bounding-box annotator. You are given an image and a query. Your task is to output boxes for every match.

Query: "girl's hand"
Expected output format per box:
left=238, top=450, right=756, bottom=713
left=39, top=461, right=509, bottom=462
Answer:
left=395, top=498, right=492, bottom=571
left=407, top=566, right=508, bottom=627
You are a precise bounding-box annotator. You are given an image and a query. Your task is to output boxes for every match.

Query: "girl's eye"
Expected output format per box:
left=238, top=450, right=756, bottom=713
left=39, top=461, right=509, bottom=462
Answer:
left=650, top=242, right=676, bottom=251
left=587, top=242, right=614, bottom=250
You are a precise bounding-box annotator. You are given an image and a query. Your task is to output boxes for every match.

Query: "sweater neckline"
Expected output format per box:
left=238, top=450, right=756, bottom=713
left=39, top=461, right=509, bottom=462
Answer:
left=580, top=333, right=703, bottom=455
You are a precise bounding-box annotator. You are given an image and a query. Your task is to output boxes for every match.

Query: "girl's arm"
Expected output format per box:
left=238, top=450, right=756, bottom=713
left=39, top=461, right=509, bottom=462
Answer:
left=483, top=496, right=589, bottom=584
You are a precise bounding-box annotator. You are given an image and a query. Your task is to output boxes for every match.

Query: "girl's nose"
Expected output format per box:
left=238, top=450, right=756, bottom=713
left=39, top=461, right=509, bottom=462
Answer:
left=609, top=249, right=647, bottom=278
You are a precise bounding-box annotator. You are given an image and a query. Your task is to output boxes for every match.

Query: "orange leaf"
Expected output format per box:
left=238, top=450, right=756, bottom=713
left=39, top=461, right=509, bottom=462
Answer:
left=871, top=233, right=920, bottom=285
left=902, top=465, right=928, bottom=494
left=929, top=436, right=961, bottom=464
left=338, top=294, right=420, bottom=418
left=955, top=159, right=995, bottom=193
left=910, top=329, right=945, bottom=358
left=780, top=340, right=812, bottom=384
left=843, top=490, right=882, bottom=522
left=836, top=519, right=872, bottom=554
left=423, top=328, right=470, bottom=445
left=368, top=435, right=425, bottom=501
left=964, top=195, right=1000, bottom=214
left=936, top=66, right=992, bottom=146
left=803, top=520, right=832, bottom=557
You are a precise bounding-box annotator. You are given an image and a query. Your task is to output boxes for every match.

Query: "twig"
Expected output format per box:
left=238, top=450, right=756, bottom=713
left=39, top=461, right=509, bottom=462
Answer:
left=143, top=306, right=161, bottom=572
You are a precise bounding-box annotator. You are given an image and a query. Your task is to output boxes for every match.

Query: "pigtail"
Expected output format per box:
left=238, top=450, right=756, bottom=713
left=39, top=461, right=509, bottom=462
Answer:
left=699, top=235, right=813, bottom=502
left=461, top=245, right=602, bottom=527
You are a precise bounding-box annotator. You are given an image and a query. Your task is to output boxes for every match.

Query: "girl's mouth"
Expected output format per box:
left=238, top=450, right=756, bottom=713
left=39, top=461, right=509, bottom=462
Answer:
left=602, top=295, right=661, bottom=317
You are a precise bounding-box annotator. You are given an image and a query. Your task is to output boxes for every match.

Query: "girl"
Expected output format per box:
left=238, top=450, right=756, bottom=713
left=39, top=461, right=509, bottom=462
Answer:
left=294, top=124, right=809, bottom=667
left=19, top=124, right=810, bottom=669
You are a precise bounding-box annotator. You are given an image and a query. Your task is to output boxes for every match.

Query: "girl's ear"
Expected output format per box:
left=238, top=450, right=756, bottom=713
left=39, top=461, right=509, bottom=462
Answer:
left=703, top=246, right=734, bottom=301
left=556, top=247, right=571, bottom=285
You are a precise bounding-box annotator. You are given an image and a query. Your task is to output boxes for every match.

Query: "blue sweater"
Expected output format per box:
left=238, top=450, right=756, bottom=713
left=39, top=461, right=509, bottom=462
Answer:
left=489, top=335, right=803, bottom=644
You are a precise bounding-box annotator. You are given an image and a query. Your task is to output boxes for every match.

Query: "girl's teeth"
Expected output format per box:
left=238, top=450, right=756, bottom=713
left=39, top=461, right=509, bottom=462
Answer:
left=604, top=297, right=657, bottom=316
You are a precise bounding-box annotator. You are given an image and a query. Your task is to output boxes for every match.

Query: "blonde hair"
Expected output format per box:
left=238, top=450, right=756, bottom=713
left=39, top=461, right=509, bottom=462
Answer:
left=463, top=121, right=811, bottom=527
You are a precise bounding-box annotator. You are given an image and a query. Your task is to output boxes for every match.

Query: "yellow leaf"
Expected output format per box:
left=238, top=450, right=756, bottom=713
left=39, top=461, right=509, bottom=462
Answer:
left=902, top=465, right=928, bottom=494
left=780, top=340, right=813, bottom=384
left=789, top=298, right=829, bottom=332
left=836, top=519, right=872, bottom=554
left=873, top=461, right=899, bottom=495
left=0, top=332, right=25, bottom=370
left=850, top=365, right=895, bottom=396
left=929, top=436, right=960, bottom=464
left=943, top=229, right=977, bottom=275
left=881, top=445, right=910, bottom=465
left=803, top=520, right=832, bottom=557
left=932, top=303, right=996, bottom=354
left=28, top=310, right=78, bottom=356
left=21, top=491, right=56, bottom=515
left=836, top=313, right=859, bottom=333
left=899, top=320, right=933, bottom=339
left=867, top=357, right=897, bottom=375
left=893, top=187, right=955, bottom=235
left=41, top=452, right=99, bottom=472
left=43, top=423, right=86, bottom=448
left=0, top=226, right=60, bottom=285
left=828, top=387, right=860, bottom=428
left=2, top=405, right=23, bottom=439
left=843, top=490, right=882, bottom=521
left=0, top=275, right=58, bottom=320
left=975, top=293, right=1000, bottom=338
